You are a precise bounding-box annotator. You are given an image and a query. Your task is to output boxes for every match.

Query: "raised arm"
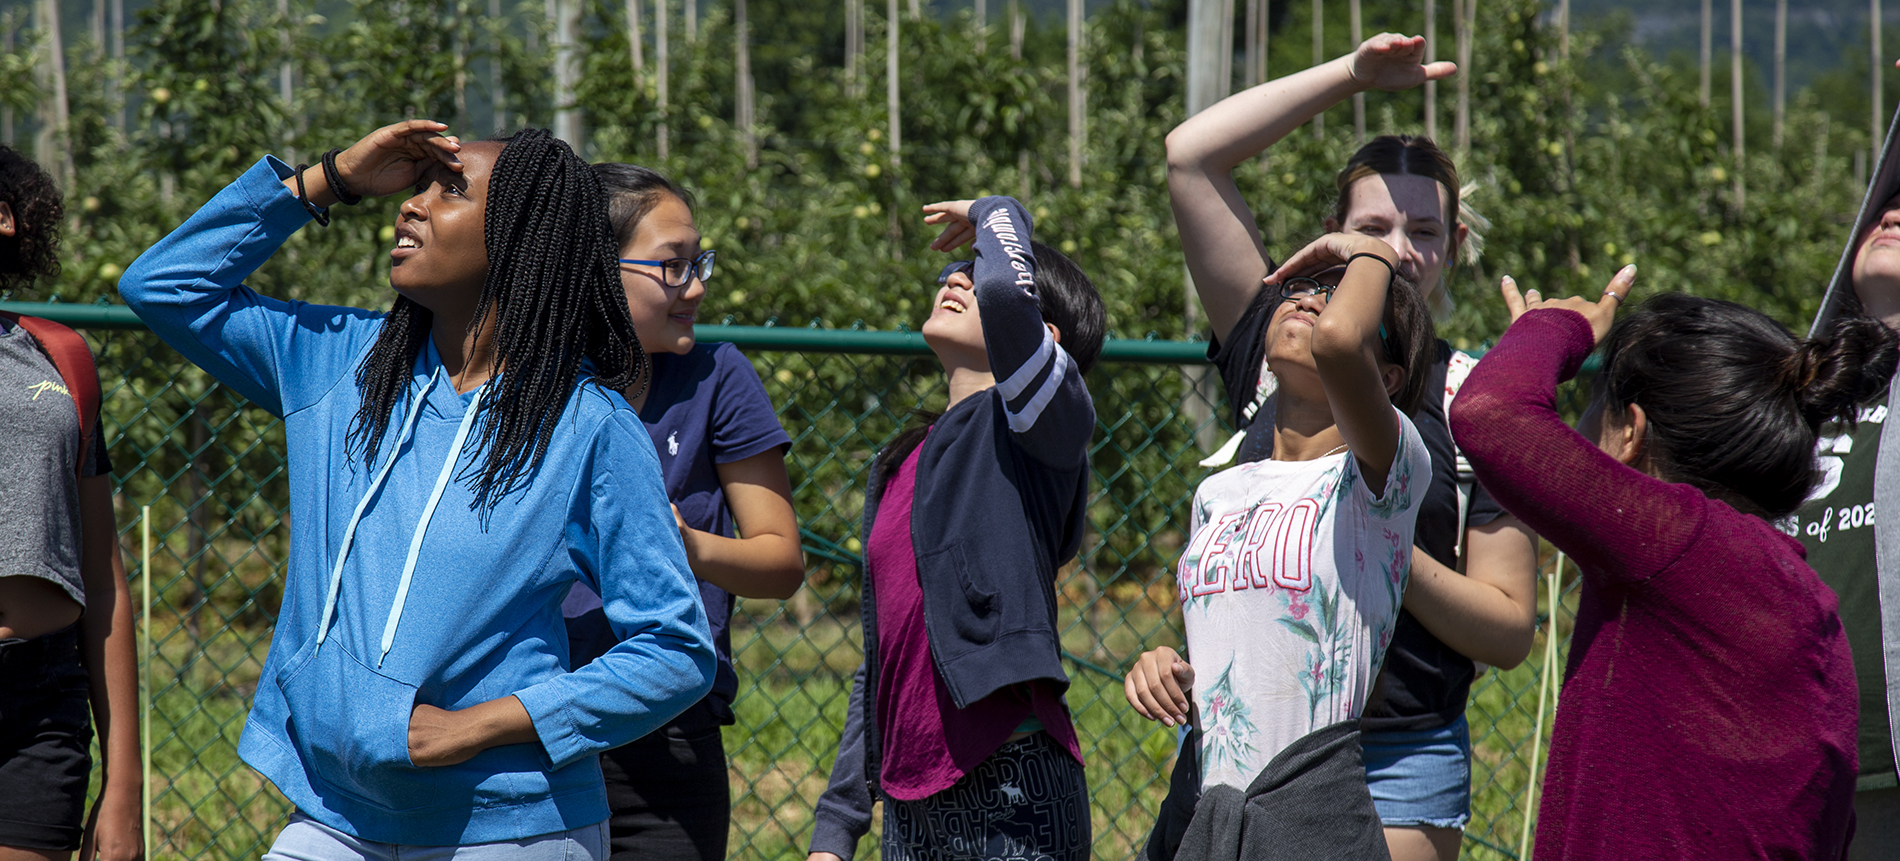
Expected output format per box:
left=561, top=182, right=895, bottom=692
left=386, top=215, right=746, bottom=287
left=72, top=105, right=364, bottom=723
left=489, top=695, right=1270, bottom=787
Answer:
left=1448, top=271, right=1708, bottom=584
left=1167, top=34, right=1455, bottom=342
left=925, top=196, right=1096, bottom=467
left=119, top=120, right=463, bottom=417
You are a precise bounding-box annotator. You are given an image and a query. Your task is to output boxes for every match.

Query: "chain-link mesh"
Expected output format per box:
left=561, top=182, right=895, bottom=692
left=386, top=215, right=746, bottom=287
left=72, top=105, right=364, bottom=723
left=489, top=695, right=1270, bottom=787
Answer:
left=71, top=321, right=1578, bottom=860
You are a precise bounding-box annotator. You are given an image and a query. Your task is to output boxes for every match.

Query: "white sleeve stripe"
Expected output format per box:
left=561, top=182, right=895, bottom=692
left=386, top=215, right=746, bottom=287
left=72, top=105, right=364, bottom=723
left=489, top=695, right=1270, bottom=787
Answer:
left=1005, top=343, right=1071, bottom=433
left=996, top=326, right=1057, bottom=401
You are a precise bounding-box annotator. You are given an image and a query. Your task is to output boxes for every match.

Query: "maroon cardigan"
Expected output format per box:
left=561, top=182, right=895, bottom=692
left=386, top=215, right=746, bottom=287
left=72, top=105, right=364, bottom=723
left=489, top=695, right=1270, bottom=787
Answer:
left=1449, top=308, right=1857, bottom=859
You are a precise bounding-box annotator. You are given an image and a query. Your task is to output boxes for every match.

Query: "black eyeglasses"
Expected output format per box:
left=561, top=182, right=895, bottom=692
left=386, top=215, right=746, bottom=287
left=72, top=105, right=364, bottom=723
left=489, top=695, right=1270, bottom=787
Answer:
left=1277, top=276, right=1337, bottom=303
left=619, top=249, right=717, bottom=288
left=1277, top=276, right=1403, bottom=364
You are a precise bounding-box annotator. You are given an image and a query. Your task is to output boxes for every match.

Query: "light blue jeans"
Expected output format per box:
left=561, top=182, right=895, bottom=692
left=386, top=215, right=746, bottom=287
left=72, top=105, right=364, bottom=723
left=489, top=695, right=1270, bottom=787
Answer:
left=262, top=813, right=608, bottom=861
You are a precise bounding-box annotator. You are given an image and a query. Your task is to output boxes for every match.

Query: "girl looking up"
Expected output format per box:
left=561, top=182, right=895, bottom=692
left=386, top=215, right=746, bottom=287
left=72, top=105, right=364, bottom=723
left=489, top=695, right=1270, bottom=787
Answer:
left=119, top=122, right=715, bottom=859
left=1163, top=33, right=1538, bottom=861
left=1126, top=235, right=1436, bottom=860
left=807, top=196, right=1105, bottom=861
left=1450, top=274, right=1884, bottom=857
left=562, top=162, right=803, bottom=861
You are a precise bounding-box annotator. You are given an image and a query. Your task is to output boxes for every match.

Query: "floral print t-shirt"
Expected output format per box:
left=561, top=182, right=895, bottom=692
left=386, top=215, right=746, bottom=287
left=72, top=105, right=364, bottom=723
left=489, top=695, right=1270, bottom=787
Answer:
left=1175, top=406, right=1432, bottom=791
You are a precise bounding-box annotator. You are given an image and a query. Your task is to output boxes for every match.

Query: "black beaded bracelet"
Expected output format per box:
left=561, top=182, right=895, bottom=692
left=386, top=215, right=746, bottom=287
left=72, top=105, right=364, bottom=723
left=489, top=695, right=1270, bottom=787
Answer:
left=320, top=148, right=362, bottom=206
left=292, top=164, right=331, bottom=227
left=1347, top=252, right=1395, bottom=281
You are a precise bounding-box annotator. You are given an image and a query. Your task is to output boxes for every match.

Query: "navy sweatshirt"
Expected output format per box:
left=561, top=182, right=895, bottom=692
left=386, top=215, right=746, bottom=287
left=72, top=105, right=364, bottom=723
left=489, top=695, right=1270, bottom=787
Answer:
left=808, top=197, right=1097, bottom=859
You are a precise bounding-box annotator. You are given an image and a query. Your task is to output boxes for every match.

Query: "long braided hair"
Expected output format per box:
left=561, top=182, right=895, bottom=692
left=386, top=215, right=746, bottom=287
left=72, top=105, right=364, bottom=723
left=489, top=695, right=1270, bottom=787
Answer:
left=347, top=128, right=648, bottom=513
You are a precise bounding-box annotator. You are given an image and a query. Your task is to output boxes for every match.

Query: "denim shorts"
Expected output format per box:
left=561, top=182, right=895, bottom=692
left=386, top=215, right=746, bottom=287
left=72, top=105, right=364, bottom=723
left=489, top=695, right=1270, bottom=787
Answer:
left=262, top=813, right=608, bottom=860
left=1362, top=714, right=1472, bottom=830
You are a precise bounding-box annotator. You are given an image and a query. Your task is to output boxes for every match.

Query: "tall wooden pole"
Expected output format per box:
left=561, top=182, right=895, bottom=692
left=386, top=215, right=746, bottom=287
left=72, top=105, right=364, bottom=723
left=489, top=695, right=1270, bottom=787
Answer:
left=685, top=0, right=696, bottom=42
left=737, top=0, right=755, bottom=168
left=846, top=0, right=862, bottom=96
left=1350, top=0, right=1364, bottom=143
left=490, top=0, right=506, bottom=134
left=1877, top=0, right=1886, bottom=168
left=1312, top=0, right=1324, bottom=137
left=1732, top=0, right=1745, bottom=209
left=1010, top=0, right=1024, bottom=59
left=1559, top=0, right=1569, bottom=59
left=888, top=0, right=901, bottom=168
left=1456, top=0, right=1472, bottom=152
left=1773, top=0, right=1786, bottom=148
left=626, top=0, right=644, bottom=75
left=975, top=0, right=986, bottom=50
left=1245, top=0, right=1268, bottom=87
left=1425, top=0, right=1437, bottom=139
left=1700, top=0, right=1712, bottom=106
left=552, top=0, right=583, bottom=150
left=1067, top=0, right=1084, bottom=187
left=279, top=0, right=295, bottom=160
left=35, top=0, right=72, bottom=189
left=657, top=0, right=669, bottom=157
left=112, top=0, right=125, bottom=131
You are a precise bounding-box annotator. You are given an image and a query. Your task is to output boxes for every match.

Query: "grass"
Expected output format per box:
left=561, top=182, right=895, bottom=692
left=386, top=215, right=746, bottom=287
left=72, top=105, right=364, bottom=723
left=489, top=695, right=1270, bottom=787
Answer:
left=114, top=555, right=1578, bottom=860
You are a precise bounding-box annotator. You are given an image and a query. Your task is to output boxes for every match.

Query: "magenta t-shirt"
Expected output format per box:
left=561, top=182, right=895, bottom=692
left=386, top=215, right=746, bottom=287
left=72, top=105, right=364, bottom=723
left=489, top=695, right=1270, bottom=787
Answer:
left=868, top=437, right=1083, bottom=801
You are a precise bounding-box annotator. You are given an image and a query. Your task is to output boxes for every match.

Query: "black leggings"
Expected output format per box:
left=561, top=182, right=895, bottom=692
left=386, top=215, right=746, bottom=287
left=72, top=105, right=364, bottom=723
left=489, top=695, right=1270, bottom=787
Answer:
left=599, top=701, right=731, bottom=861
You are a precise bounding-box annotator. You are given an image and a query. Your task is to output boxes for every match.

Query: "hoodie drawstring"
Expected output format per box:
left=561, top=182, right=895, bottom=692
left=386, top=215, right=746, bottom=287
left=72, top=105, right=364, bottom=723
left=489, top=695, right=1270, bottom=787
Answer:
left=378, top=382, right=485, bottom=666
left=316, top=373, right=438, bottom=648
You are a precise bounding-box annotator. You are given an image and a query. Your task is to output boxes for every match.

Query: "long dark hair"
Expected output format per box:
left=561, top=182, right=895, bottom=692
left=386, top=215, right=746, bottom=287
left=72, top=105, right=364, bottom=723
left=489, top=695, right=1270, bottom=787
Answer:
left=1596, top=293, right=1899, bottom=517
left=347, top=128, right=646, bottom=512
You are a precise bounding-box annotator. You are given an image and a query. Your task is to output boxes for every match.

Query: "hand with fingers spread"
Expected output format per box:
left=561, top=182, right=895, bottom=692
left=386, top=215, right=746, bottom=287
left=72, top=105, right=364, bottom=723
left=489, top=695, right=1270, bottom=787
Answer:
left=1124, top=646, right=1196, bottom=727
left=1499, top=264, right=1638, bottom=345
left=284, top=119, right=464, bottom=209
left=1346, top=33, right=1460, bottom=93
left=922, top=199, right=978, bottom=252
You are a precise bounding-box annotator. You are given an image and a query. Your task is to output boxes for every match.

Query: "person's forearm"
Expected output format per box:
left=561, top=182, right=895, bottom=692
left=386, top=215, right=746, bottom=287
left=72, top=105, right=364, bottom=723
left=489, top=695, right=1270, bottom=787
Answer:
left=408, top=695, right=538, bottom=767
left=1402, top=546, right=1536, bottom=669
left=1165, top=55, right=1362, bottom=174
left=681, top=529, right=805, bottom=600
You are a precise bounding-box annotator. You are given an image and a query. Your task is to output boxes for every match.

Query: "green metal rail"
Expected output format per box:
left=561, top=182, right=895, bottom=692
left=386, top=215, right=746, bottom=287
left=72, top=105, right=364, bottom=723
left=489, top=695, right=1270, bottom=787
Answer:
left=0, top=300, right=1214, bottom=364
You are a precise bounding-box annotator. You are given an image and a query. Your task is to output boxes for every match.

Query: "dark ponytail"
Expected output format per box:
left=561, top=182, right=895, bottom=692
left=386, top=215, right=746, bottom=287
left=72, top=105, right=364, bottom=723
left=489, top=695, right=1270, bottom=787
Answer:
left=1788, top=314, right=1897, bottom=429
left=1595, top=293, right=1899, bottom=518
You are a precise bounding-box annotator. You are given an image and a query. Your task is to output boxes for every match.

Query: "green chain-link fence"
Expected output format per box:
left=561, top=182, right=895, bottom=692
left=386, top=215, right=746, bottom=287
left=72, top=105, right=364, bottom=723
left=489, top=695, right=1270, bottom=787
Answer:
left=12, top=301, right=1580, bottom=861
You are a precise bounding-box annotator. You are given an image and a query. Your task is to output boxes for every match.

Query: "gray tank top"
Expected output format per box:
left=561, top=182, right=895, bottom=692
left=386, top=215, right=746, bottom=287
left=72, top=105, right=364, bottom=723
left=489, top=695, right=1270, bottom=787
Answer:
left=0, top=318, right=107, bottom=607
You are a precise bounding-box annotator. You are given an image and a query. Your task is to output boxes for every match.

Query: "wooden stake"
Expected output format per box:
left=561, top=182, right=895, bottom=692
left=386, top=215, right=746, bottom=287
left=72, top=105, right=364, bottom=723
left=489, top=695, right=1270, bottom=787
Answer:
left=889, top=0, right=901, bottom=168
left=658, top=0, right=670, bottom=157
left=1350, top=0, right=1364, bottom=143
left=1425, top=0, right=1436, bottom=139
left=1732, top=0, right=1745, bottom=210
left=1067, top=0, right=1084, bottom=187
left=1774, top=0, right=1786, bottom=148
left=1700, top=0, right=1712, bottom=106
left=1312, top=0, right=1324, bottom=137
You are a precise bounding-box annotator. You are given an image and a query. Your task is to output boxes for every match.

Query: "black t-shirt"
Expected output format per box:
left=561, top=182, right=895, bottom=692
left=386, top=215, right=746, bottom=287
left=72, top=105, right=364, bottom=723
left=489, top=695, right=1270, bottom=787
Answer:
left=1208, top=287, right=1502, bottom=731
left=1787, top=396, right=1896, bottom=790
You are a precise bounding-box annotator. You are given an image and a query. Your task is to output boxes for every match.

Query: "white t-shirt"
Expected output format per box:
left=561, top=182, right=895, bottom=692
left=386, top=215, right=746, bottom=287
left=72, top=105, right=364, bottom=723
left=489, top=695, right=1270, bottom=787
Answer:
left=1176, top=408, right=1432, bottom=791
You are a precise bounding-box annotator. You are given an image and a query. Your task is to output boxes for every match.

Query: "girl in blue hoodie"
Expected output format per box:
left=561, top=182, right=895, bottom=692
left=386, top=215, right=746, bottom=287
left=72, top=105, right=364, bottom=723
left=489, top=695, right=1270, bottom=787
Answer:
left=119, top=121, right=716, bottom=859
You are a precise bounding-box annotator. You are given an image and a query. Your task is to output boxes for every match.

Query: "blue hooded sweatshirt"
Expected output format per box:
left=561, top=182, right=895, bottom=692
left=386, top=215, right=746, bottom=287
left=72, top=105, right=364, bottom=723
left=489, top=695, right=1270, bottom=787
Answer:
left=118, top=157, right=717, bottom=845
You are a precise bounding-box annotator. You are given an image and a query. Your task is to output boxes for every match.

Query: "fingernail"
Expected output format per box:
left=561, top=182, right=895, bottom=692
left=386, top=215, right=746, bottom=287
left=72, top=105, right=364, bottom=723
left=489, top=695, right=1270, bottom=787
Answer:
left=1621, top=264, right=1637, bottom=278
left=1161, top=716, right=1174, bottom=727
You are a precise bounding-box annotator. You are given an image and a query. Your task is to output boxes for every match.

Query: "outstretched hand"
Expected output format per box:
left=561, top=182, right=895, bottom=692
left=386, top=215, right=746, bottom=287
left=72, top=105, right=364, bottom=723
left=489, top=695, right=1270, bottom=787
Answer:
left=1500, top=264, right=1638, bottom=345
left=1124, top=646, right=1196, bottom=727
left=923, top=200, right=978, bottom=251
left=331, top=119, right=465, bottom=200
left=1347, top=33, right=1458, bottom=93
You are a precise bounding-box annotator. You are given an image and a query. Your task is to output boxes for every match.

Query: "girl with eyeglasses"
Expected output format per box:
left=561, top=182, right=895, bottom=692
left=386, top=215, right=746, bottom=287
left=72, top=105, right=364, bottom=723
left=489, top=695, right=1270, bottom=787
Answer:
left=807, top=197, right=1104, bottom=861
left=562, top=163, right=804, bottom=861
left=1126, top=229, right=1438, bottom=859
left=1147, top=34, right=1540, bottom=861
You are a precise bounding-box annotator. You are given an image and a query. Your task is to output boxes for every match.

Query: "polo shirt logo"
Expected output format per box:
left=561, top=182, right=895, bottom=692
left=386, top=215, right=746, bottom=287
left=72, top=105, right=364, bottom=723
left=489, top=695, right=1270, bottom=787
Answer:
left=667, top=431, right=679, bottom=456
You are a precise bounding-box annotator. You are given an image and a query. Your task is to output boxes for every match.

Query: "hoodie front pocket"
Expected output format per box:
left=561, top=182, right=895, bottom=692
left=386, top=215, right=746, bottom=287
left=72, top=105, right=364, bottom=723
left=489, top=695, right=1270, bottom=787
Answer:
left=273, top=638, right=431, bottom=812
left=921, top=545, right=1000, bottom=645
